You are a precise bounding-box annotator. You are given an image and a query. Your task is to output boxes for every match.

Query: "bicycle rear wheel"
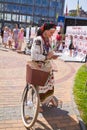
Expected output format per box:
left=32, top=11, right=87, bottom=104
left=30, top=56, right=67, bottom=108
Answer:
left=21, top=83, right=40, bottom=128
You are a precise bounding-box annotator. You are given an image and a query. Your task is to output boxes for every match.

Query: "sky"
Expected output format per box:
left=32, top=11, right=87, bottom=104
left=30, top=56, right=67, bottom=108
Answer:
left=64, top=0, right=87, bottom=13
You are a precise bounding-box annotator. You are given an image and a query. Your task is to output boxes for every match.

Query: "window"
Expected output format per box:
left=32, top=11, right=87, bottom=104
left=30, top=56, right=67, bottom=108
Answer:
left=34, top=7, right=41, bottom=15
left=26, top=16, right=30, bottom=23
left=41, top=0, right=49, bottom=7
left=6, top=0, right=19, bottom=3
left=27, top=0, right=34, bottom=5
left=34, top=16, right=40, bottom=24
left=0, top=3, right=1, bottom=10
left=4, top=13, right=11, bottom=20
left=50, top=0, right=57, bottom=8
left=21, top=0, right=33, bottom=4
left=21, top=0, right=27, bottom=4
left=27, top=16, right=33, bottom=24
left=0, top=13, right=3, bottom=19
left=49, top=8, right=55, bottom=17
left=21, top=6, right=27, bottom=14
left=12, top=14, right=19, bottom=21
left=35, top=0, right=41, bottom=6
left=13, top=0, right=19, bottom=3
left=8, top=5, right=20, bottom=13
left=27, top=7, right=33, bottom=15
left=20, top=15, right=26, bottom=22
left=4, top=4, right=17, bottom=12
left=41, top=8, right=48, bottom=17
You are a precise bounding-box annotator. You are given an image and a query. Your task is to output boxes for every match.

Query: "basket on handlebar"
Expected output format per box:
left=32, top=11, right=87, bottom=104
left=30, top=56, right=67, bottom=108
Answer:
left=26, top=61, right=51, bottom=86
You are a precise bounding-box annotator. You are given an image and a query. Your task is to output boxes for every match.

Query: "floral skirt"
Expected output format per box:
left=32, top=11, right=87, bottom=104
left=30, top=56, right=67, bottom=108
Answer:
left=39, top=70, right=54, bottom=104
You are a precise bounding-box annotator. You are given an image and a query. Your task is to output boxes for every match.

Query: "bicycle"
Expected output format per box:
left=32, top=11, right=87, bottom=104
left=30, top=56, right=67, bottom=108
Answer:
left=21, top=60, right=58, bottom=129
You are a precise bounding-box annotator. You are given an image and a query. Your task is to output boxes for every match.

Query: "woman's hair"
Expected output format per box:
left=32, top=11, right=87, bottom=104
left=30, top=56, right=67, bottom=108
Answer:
left=37, top=23, right=56, bottom=36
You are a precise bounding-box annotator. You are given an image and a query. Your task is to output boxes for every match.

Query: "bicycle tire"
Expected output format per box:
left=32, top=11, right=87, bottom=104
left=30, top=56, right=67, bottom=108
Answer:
left=21, top=83, right=40, bottom=128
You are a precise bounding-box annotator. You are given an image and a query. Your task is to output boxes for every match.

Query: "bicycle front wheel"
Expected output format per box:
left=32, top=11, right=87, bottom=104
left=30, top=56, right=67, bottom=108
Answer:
left=21, top=83, right=40, bottom=128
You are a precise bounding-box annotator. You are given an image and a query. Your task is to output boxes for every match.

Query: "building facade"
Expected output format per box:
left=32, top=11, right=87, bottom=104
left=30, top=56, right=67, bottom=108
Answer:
left=69, top=7, right=87, bottom=17
left=0, top=0, right=65, bottom=29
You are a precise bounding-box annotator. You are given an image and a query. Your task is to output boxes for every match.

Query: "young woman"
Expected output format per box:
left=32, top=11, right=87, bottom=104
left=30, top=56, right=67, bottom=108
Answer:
left=17, top=27, right=24, bottom=51
left=31, top=23, right=58, bottom=111
left=69, top=35, right=74, bottom=57
left=3, top=26, right=9, bottom=48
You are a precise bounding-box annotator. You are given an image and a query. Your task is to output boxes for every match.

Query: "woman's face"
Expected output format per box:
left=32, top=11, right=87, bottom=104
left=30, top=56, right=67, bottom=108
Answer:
left=45, top=28, right=56, bottom=38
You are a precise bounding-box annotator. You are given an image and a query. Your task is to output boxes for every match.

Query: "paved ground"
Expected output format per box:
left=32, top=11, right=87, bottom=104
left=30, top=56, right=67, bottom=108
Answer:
left=0, top=43, right=84, bottom=130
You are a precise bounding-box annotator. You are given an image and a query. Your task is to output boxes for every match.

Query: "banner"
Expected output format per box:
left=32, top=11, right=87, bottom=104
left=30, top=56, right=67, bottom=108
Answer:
left=64, top=26, right=87, bottom=60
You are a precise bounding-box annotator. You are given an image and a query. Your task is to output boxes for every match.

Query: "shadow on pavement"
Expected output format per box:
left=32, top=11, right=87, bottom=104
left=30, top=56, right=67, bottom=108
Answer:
left=32, top=106, right=81, bottom=130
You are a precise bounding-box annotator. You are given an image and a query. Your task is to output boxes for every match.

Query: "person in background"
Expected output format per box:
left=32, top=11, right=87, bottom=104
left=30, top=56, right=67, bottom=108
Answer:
left=1, top=27, right=4, bottom=45
left=13, top=24, right=19, bottom=49
left=56, top=31, right=62, bottom=51
left=17, top=27, right=24, bottom=51
left=3, top=26, right=9, bottom=48
left=8, top=29, right=13, bottom=49
left=31, top=23, right=58, bottom=112
left=69, top=35, right=75, bottom=57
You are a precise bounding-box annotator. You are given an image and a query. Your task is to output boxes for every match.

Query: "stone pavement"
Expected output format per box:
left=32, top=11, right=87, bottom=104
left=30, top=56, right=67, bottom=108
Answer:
left=0, top=46, right=85, bottom=130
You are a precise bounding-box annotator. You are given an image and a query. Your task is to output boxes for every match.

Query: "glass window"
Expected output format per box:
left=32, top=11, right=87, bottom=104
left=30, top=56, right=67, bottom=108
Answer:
left=41, top=0, right=49, bottom=7
left=41, top=8, right=48, bottom=17
left=1, top=4, right=4, bottom=11
left=5, top=0, right=12, bottom=2
left=6, top=0, right=19, bottom=3
left=34, top=7, right=41, bottom=15
left=20, top=6, right=27, bottom=14
left=27, top=16, right=33, bottom=24
left=6, top=4, right=20, bottom=13
left=21, top=0, right=27, bottom=4
left=34, top=16, right=40, bottom=24
left=49, top=8, right=55, bottom=17
left=35, top=0, right=42, bottom=6
left=21, top=0, right=33, bottom=4
left=20, top=15, right=26, bottom=22
left=13, top=5, right=20, bottom=13
left=12, top=14, right=19, bottom=21
left=12, top=0, right=19, bottom=3
left=56, top=2, right=62, bottom=9
left=27, top=16, right=31, bottom=23
left=4, top=13, right=11, bottom=20
left=0, top=13, right=3, bottom=19
left=50, top=0, right=55, bottom=7
left=3, top=4, right=7, bottom=11
left=0, top=3, right=1, bottom=10
left=27, top=7, right=33, bottom=15
left=27, top=0, right=34, bottom=5
left=4, top=4, right=14, bottom=12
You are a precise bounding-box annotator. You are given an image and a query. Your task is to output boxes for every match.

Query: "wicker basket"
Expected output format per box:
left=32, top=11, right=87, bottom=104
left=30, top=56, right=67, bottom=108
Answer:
left=26, top=61, right=51, bottom=86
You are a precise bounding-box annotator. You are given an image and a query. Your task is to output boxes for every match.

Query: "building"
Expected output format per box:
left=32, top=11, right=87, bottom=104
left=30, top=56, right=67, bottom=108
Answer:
left=0, top=0, right=65, bottom=29
left=69, top=7, right=87, bottom=17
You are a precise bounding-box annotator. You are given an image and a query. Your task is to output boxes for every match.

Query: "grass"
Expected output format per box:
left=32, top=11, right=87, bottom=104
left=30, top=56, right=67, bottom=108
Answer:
left=73, top=63, right=87, bottom=127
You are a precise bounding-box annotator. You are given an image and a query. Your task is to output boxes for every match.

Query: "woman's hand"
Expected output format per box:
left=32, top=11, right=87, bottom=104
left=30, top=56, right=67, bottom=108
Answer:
left=46, top=51, right=53, bottom=59
left=47, top=51, right=58, bottom=59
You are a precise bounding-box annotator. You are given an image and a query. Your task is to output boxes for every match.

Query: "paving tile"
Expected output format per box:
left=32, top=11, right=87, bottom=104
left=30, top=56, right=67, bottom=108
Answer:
left=0, top=45, right=84, bottom=130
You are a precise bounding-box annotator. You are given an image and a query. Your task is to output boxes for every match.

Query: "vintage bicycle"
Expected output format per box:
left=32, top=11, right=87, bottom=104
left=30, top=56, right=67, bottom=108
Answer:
left=21, top=60, right=58, bottom=129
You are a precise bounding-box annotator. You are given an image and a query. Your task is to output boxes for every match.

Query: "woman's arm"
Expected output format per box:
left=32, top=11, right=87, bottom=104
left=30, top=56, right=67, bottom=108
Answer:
left=31, top=38, right=46, bottom=61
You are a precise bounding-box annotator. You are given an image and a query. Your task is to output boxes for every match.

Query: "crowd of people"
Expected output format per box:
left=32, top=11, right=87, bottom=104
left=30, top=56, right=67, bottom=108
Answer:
left=0, top=24, right=25, bottom=51
left=0, top=23, right=77, bottom=58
